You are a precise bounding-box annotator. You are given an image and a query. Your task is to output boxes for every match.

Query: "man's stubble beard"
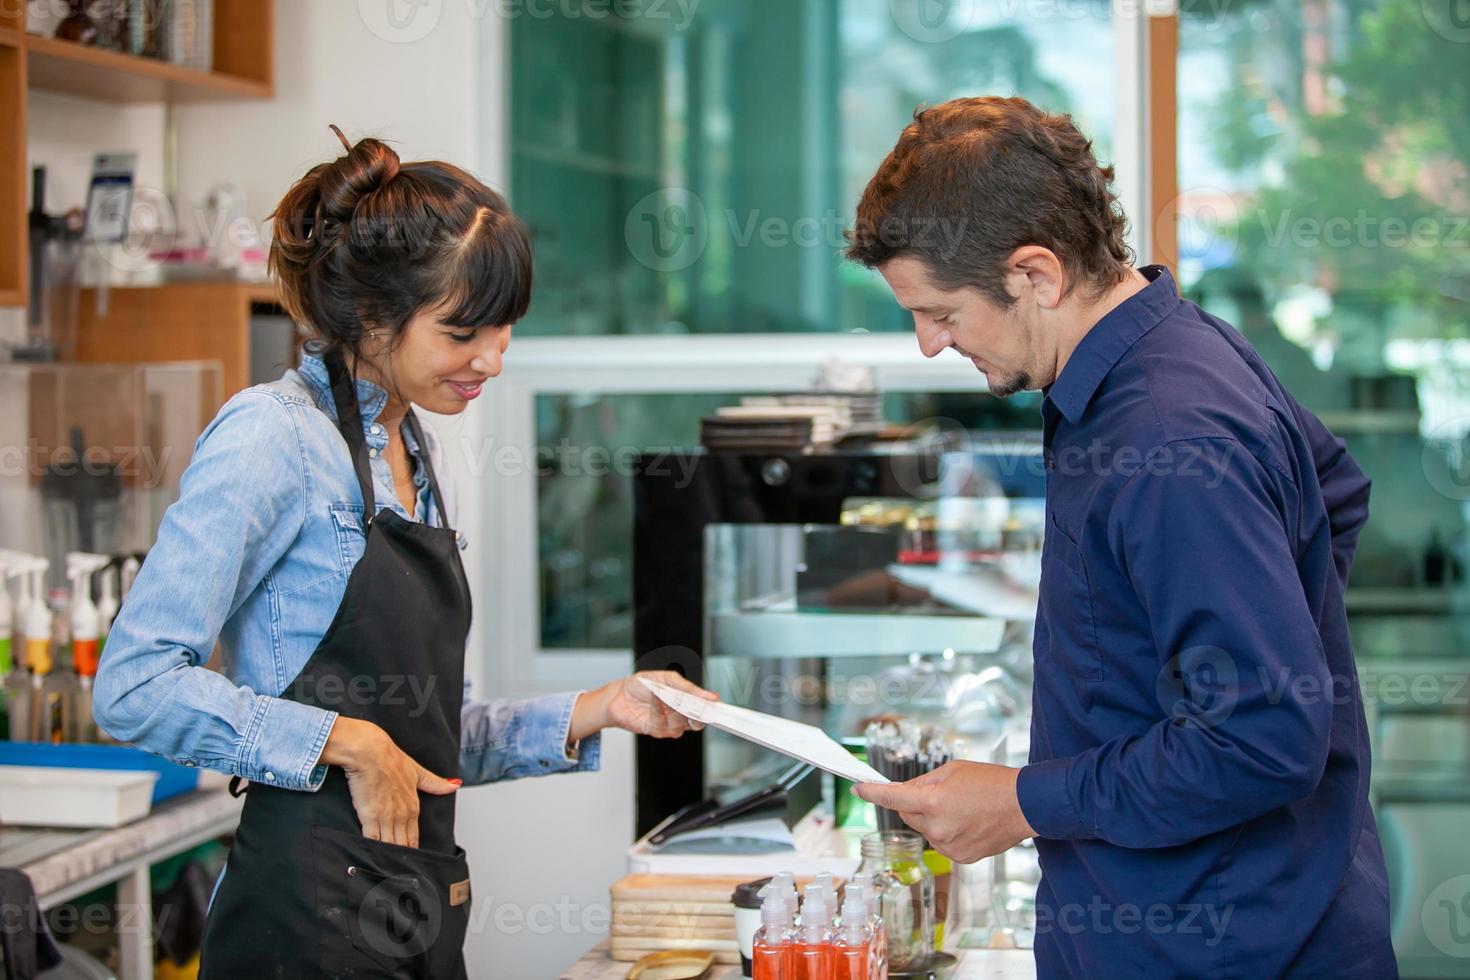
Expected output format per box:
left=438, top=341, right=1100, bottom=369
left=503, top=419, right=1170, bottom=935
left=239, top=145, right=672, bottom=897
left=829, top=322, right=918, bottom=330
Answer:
left=988, top=372, right=1033, bottom=398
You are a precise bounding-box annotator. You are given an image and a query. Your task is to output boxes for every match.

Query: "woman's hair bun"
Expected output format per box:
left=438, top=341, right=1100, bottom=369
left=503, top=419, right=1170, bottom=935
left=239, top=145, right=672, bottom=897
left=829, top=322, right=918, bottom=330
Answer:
left=269, top=126, right=534, bottom=355
left=317, top=124, right=401, bottom=222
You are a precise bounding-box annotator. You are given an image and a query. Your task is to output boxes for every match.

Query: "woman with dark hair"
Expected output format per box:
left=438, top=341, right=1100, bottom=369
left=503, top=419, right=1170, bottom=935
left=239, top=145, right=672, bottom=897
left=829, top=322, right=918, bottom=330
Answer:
left=93, top=127, right=715, bottom=978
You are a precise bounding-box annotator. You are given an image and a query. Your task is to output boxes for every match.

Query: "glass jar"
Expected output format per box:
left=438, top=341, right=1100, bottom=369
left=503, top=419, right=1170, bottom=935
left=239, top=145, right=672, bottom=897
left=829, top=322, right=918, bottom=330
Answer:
left=858, top=830, right=935, bottom=972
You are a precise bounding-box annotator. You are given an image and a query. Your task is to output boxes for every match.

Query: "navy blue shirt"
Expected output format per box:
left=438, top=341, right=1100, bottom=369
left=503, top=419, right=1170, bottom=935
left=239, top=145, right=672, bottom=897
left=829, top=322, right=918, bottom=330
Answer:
left=1015, top=266, right=1397, bottom=977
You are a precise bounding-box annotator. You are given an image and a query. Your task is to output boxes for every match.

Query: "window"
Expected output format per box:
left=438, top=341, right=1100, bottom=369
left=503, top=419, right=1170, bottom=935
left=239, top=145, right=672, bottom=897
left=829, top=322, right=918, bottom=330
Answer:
left=509, top=0, right=1116, bottom=336
left=1179, top=4, right=1470, bottom=971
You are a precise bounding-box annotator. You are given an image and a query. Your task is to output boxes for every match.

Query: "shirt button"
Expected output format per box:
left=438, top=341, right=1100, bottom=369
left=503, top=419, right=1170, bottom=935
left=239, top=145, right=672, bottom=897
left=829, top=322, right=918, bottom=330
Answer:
left=368, top=448, right=379, bottom=459
left=264, top=771, right=276, bottom=782
left=370, top=424, right=383, bottom=436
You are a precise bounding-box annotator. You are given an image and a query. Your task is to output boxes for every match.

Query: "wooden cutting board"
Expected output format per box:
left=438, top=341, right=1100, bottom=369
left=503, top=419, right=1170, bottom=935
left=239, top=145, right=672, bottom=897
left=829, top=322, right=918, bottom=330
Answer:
left=611, top=874, right=758, bottom=904
left=612, top=911, right=735, bottom=929
left=610, top=873, right=836, bottom=904
left=610, top=921, right=738, bottom=940
left=612, top=899, right=733, bottom=917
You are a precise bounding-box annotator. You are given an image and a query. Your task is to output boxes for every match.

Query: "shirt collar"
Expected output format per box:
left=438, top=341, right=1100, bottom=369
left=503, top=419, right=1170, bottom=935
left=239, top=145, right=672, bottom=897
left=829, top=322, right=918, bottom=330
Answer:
left=297, top=343, right=390, bottom=427
left=1044, top=265, right=1180, bottom=425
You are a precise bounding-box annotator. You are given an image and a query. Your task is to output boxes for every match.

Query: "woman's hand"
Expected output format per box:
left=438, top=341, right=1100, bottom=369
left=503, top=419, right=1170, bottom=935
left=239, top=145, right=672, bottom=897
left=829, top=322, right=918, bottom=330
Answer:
left=319, top=716, right=461, bottom=848
left=569, top=671, right=719, bottom=742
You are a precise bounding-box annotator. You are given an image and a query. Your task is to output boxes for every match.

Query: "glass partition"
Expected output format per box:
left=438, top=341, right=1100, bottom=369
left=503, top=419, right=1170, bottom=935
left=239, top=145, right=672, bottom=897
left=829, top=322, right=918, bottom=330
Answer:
left=510, top=0, right=1116, bottom=336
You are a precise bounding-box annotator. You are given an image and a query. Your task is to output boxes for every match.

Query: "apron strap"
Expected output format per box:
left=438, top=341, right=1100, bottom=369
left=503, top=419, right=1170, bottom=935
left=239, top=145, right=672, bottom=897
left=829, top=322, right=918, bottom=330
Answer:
left=323, top=347, right=378, bottom=524
left=404, top=410, right=451, bottom=531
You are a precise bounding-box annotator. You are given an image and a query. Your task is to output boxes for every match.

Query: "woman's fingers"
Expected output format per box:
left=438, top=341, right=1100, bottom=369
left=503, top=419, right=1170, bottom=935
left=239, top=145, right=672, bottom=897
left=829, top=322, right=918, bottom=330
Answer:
left=655, top=670, right=719, bottom=701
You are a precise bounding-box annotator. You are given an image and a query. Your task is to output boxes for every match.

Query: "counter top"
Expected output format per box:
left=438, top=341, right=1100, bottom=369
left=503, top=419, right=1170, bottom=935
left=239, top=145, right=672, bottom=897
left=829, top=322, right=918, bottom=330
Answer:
left=0, top=786, right=241, bottom=907
left=561, top=939, right=1036, bottom=979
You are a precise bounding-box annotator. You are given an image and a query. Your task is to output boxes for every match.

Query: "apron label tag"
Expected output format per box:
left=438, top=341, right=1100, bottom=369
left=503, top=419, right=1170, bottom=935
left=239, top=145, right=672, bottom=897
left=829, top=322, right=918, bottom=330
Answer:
left=450, top=879, right=471, bottom=907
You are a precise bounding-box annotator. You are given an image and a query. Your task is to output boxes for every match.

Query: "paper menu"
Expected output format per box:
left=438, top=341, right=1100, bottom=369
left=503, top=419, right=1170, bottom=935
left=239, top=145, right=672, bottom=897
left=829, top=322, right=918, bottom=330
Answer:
left=640, top=677, right=890, bottom=785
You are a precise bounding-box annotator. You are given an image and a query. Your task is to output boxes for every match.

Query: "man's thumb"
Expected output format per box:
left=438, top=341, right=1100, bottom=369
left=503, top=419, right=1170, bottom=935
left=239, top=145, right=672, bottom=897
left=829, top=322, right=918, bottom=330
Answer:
left=418, top=767, right=463, bottom=795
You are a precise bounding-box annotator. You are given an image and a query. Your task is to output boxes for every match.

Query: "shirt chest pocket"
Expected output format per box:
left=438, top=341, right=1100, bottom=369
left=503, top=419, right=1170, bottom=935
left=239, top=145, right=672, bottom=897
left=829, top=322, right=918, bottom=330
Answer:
left=1040, top=511, right=1103, bottom=684
left=331, top=504, right=368, bottom=573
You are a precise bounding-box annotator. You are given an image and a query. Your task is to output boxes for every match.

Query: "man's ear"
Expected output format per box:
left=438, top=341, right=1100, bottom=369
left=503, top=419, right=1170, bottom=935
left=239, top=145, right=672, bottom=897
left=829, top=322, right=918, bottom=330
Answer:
left=1003, top=246, right=1065, bottom=309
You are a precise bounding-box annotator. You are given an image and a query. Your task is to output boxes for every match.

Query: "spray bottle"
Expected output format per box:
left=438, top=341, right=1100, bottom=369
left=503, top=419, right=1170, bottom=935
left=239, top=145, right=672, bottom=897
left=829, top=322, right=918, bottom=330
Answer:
left=814, top=872, right=839, bottom=927
left=120, top=555, right=141, bottom=601
left=796, top=884, right=834, bottom=980
left=96, top=562, right=120, bottom=650
left=834, top=884, right=872, bottom=980
left=66, top=554, right=109, bottom=742
left=10, top=561, right=52, bottom=740
left=859, top=874, right=887, bottom=980
left=753, top=889, right=795, bottom=980
left=5, top=554, right=35, bottom=660
left=23, top=561, right=69, bottom=742
left=2, top=560, right=38, bottom=740
left=771, top=871, right=800, bottom=925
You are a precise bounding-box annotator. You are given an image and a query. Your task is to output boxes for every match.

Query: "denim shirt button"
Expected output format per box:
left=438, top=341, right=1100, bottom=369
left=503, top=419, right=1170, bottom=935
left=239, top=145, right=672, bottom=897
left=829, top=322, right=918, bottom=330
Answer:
left=368, top=448, right=379, bottom=459
left=370, top=424, right=383, bottom=436
left=264, top=771, right=276, bottom=782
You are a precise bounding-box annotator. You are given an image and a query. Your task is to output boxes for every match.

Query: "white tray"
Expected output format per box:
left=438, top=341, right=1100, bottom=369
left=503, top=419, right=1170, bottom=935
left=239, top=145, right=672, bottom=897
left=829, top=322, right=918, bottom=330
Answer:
left=0, top=765, right=159, bottom=828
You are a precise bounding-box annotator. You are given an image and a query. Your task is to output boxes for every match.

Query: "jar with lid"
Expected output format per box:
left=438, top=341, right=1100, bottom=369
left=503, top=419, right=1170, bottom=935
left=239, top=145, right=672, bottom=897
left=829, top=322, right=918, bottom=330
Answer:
left=858, top=830, right=935, bottom=972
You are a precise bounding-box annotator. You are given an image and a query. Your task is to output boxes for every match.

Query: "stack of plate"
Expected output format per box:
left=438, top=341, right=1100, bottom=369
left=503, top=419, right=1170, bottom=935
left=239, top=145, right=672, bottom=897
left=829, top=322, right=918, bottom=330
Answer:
left=700, top=393, right=887, bottom=453
left=608, top=874, right=743, bottom=964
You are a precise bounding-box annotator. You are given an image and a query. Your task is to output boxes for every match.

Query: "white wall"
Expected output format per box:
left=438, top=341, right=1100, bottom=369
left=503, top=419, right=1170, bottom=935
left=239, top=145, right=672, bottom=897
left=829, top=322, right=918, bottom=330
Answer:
left=173, top=1, right=481, bottom=230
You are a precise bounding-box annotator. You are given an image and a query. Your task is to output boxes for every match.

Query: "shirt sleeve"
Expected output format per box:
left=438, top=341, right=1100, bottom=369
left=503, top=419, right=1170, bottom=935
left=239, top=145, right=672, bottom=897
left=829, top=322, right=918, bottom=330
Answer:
left=93, top=392, right=340, bottom=792
left=1288, top=396, right=1371, bottom=591
left=1016, top=436, right=1334, bottom=848
left=458, top=680, right=602, bottom=784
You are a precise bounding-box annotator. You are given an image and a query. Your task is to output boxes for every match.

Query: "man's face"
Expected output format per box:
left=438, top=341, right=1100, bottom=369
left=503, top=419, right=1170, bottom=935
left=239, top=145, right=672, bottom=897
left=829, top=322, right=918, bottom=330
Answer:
left=879, top=255, right=1042, bottom=398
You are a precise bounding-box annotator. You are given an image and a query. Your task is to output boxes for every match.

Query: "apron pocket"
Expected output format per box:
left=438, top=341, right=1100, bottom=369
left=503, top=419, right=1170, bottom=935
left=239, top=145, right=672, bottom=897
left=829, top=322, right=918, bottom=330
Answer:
left=311, top=825, right=471, bottom=977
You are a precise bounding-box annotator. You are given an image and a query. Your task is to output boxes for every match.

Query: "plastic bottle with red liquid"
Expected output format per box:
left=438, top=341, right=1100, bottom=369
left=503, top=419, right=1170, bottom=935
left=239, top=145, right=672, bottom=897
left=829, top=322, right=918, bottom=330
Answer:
left=835, top=886, right=872, bottom=980
left=795, top=885, right=835, bottom=980
left=752, top=889, right=795, bottom=980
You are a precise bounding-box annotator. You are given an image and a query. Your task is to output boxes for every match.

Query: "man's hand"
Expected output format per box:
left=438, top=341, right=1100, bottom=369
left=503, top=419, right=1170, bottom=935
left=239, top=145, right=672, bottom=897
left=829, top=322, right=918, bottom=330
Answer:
left=854, top=760, right=1037, bottom=864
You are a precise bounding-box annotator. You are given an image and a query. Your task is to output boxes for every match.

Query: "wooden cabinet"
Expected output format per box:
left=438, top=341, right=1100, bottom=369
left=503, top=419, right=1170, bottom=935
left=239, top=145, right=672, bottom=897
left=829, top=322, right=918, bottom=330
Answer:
left=1, top=1, right=275, bottom=307
left=70, top=282, right=288, bottom=398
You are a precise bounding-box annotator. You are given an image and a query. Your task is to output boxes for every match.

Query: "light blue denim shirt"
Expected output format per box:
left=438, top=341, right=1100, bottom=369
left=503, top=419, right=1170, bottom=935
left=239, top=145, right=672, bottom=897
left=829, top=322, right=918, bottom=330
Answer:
left=93, top=347, right=600, bottom=790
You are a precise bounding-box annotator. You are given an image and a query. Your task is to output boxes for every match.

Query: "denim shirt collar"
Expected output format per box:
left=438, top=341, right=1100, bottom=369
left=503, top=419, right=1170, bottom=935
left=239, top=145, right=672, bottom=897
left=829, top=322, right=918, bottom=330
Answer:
left=296, top=343, right=390, bottom=429
left=1044, top=265, right=1180, bottom=425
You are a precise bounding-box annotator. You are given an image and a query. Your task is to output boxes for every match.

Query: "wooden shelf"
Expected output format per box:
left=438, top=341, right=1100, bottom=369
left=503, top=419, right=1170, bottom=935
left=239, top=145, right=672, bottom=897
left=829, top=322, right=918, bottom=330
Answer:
left=1, top=1, right=274, bottom=307
left=25, top=34, right=271, bottom=103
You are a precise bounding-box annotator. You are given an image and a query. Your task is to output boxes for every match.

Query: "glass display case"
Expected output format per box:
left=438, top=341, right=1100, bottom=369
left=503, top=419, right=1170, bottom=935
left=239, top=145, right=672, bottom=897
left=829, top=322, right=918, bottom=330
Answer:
left=633, top=444, right=1047, bottom=946
left=632, top=443, right=1044, bottom=818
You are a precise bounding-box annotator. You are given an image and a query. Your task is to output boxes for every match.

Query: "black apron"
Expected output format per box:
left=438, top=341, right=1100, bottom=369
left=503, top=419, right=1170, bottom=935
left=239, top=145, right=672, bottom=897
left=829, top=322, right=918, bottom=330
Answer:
left=200, top=349, right=474, bottom=979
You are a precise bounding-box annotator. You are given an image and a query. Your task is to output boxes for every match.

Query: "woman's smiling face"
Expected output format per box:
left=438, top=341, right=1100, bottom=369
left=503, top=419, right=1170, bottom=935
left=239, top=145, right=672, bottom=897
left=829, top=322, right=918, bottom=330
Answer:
left=362, top=311, right=513, bottom=415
